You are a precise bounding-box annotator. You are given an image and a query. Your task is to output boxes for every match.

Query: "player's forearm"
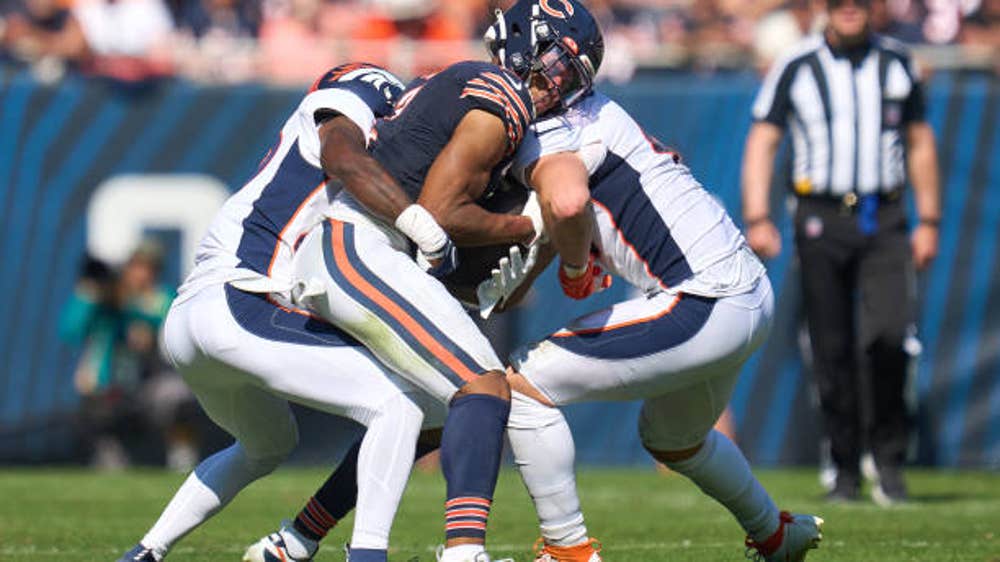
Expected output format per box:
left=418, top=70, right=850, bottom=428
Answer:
left=532, top=153, right=594, bottom=268
left=320, top=118, right=412, bottom=223
left=435, top=200, right=535, bottom=247
left=907, top=123, right=941, bottom=221
left=547, top=206, right=593, bottom=269
left=332, top=151, right=412, bottom=222
left=741, top=124, right=781, bottom=221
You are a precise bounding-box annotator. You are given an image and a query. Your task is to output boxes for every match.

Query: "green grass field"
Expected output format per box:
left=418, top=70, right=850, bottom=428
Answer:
left=0, top=467, right=997, bottom=561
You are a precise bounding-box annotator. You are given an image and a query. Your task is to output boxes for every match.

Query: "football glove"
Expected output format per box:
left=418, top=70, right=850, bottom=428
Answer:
left=558, top=253, right=612, bottom=300
left=520, top=190, right=547, bottom=244
left=476, top=243, right=540, bottom=319
left=416, top=238, right=458, bottom=278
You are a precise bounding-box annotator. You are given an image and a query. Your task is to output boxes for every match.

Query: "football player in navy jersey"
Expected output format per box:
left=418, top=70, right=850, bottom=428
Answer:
left=283, top=58, right=550, bottom=562
left=115, top=63, right=465, bottom=562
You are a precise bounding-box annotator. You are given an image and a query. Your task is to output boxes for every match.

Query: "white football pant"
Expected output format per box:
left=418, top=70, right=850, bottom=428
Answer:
left=138, top=282, right=443, bottom=556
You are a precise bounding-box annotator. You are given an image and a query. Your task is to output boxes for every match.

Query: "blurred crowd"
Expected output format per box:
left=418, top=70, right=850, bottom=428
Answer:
left=1, top=0, right=996, bottom=84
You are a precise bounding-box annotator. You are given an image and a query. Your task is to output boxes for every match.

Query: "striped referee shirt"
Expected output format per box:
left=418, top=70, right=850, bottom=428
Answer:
left=752, top=34, right=926, bottom=197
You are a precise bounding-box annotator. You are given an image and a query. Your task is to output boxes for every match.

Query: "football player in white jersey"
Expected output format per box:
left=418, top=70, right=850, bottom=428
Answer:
left=486, top=2, right=826, bottom=561
left=117, top=63, right=453, bottom=562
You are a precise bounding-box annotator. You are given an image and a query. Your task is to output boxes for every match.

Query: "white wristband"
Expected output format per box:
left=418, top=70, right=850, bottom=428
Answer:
left=394, top=204, right=449, bottom=254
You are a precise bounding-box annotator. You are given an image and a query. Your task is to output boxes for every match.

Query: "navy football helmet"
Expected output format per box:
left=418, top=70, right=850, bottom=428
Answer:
left=484, top=0, right=604, bottom=111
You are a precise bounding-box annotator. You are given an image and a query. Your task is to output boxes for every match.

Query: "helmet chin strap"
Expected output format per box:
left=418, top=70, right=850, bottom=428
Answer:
left=494, top=8, right=508, bottom=66
left=530, top=3, right=541, bottom=55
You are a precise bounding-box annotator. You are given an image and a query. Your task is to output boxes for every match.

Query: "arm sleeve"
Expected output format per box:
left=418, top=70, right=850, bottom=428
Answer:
left=901, top=56, right=926, bottom=124
left=752, top=59, right=796, bottom=127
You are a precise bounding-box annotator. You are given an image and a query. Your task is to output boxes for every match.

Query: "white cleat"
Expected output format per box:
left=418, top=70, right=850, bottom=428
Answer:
left=745, top=511, right=824, bottom=562
left=243, top=521, right=317, bottom=562
left=434, top=545, right=514, bottom=562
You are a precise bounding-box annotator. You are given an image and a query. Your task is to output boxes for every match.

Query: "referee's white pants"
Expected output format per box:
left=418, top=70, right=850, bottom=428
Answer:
left=511, top=277, right=773, bottom=450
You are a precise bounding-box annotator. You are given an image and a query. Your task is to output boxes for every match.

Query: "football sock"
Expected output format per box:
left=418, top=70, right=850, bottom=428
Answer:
left=295, top=441, right=361, bottom=541
left=440, top=393, right=510, bottom=542
left=142, top=442, right=283, bottom=558
left=295, top=437, right=441, bottom=542
left=351, top=393, right=423, bottom=550
left=506, top=391, right=588, bottom=547
left=663, top=430, right=780, bottom=542
left=294, top=496, right=339, bottom=542
left=347, top=548, right=388, bottom=562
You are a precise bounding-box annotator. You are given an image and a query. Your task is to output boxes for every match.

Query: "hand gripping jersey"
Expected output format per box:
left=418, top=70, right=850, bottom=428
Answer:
left=370, top=60, right=534, bottom=200
left=511, top=92, right=765, bottom=298
left=177, top=63, right=403, bottom=302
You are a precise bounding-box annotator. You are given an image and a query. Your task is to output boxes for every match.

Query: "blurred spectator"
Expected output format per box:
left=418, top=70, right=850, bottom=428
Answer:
left=255, top=0, right=340, bottom=85
left=0, top=0, right=85, bottom=81
left=173, top=0, right=259, bottom=37
left=2, top=0, right=997, bottom=84
left=0, top=0, right=174, bottom=82
left=345, top=0, right=478, bottom=77
left=59, top=241, right=198, bottom=471
left=754, top=1, right=819, bottom=70
left=170, top=0, right=260, bottom=82
left=961, top=0, right=1000, bottom=40
left=960, top=0, right=1000, bottom=71
left=875, top=0, right=928, bottom=41
left=72, top=0, right=175, bottom=81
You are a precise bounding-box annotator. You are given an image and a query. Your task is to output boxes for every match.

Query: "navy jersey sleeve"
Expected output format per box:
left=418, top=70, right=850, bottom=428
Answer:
left=457, top=64, right=535, bottom=153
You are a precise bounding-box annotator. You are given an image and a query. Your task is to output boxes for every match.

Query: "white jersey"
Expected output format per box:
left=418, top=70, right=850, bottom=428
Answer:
left=511, top=92, right=765, bottom=298
left=176, top=64, right=404, bottom=303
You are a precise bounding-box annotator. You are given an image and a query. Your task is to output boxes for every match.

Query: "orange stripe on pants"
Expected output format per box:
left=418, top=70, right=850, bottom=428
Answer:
left=328, top=220, right=479, bottom=383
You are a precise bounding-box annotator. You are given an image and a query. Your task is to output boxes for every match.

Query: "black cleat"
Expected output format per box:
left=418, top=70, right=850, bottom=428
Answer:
left=825, top=473, right=860, bottom=502
left=872, top=465, right=908, bottom=506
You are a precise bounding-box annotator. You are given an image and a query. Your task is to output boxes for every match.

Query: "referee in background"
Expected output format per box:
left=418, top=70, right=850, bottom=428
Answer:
left=741, top=0, right=940, bottom=504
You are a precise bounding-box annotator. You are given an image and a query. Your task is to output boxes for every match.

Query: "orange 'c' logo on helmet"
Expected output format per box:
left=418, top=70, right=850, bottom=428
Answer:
left=539, top=0, right=574, bottom=19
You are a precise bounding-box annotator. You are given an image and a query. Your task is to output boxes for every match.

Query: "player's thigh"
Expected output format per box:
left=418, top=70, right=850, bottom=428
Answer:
left=293, top=219, right=502, bottom=402
left=511, top=283, right=771, bottom=405
left=180, top=359, right=299, bottom=461
left=638, top=365, right=741, bottom=451
left=167, top=284, right=416, bottom=426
